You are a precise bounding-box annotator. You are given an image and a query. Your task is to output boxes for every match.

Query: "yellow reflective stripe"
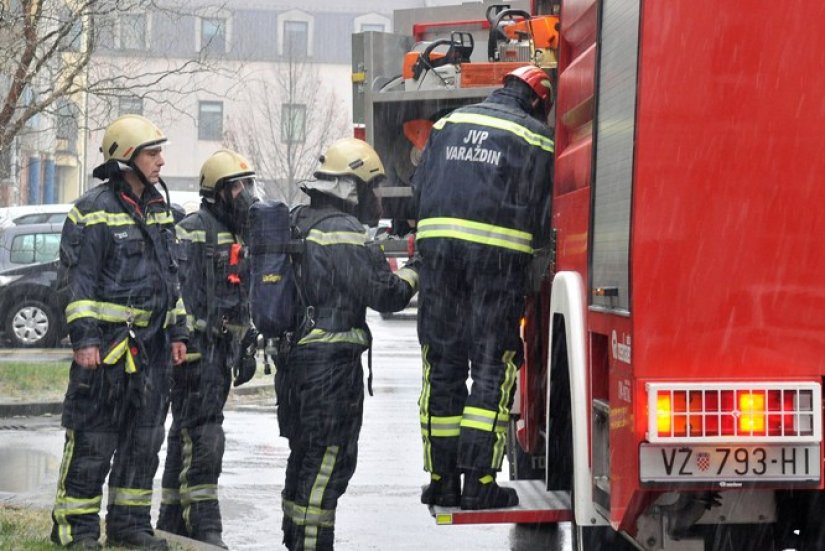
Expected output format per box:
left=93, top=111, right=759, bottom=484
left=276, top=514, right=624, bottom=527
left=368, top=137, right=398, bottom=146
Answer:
left=146, top=211, right=175, bottom=225
left=461, top=406, right=501, bottom=432
left=176, top=228, right=234, bottom=245
left=434, top=111, right=554, bottom=152
left=419, top=345, right=433, bottom=472
left=282, top=499, right=336, bottom=528
left=297, top=328, right=369, bottom=347
left=395, top=266, right=418, bottom=289
left=53, top=430, right=104, bottom=545
left=164, top=298, right=186, bottom=328
left=185, top=352, right=202, bottom=363
left=101, top=337, right=137, bottom=373
left=306, top=229, right=367, bottom=247
left=186, top=314, right=196, bottom=333
left=68, top=209, right=135, bottom=227
left=492, top=350, right=518, bottom=468
left=181, top=428, right=194, bottom=533
left=417, top=217, right=533, bottom=254
left=108, top=486, right=152, bottom=507
left=304, top=445, right=339, bottom=550
left=180, top=484, right=218, bottom=504
left=65, top=300, right=152, bottom=326
left=422, top=415, right=461, bottom=437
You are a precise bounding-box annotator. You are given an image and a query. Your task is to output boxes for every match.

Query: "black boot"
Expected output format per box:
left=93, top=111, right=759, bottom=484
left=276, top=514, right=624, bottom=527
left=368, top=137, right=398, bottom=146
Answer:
left=421, top=473, right=460, bottom=507
left=107, top=530, right=169, bottom=549
left=67, top=539, right=102, bottom=550
left=460, top=473, right=519, bottom=510
left=193, top=531, right=229, bottom=549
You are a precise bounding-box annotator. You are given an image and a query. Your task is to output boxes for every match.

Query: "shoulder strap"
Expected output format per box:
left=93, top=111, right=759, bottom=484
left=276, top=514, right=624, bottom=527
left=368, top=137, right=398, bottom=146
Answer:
left=197, top=209, right=221, bottom=335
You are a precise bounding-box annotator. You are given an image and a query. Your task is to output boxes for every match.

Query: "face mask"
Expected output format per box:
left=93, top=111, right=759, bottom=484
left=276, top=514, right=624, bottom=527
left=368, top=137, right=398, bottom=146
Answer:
left=231, top=188, right=259, bottom=239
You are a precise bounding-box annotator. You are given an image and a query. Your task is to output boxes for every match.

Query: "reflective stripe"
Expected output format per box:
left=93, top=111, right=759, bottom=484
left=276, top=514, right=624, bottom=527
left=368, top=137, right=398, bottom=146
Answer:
left=161, top=487, right=181, bottom=505
left=282, top=499, right=336, bottom=528
left=419, top=345, right=433, bottom=472
left=306, top=229, right=367, bottom=247
left=181, top=428, right=194, bottom=533
left=461, top=406, right=507, bottom=432
left=297, top=328, right=369, bottom=347
left=395, top=266, right=418, bottom=289
left=305, top=446, right=339, bottom=550
left=53, top=430, right=103, bottom=545
left=164, top=298, right=187, bottom=328
left=186, top=314, right=196, bottom=333
left=422, top=415, right=461, bottom=437
left=65, top=300, right=152, bottom=326
left=180, top=484, right=218, bottom=504
left=67, top=208, right=174, bottom=227
left=433, top=111, right=555, bottom=153
left=185, top=352, right=203, bottom=363
left=417, top=217, right=533, bottom=254
left=108, top=486, right=152, bottom=507
left=146, top=211, right=175, bottom=225
left=102, top=337, right=137, bottom=373
left=492, top=350, right=518, bottom=469
left=177, top=228, right=235, bottom=245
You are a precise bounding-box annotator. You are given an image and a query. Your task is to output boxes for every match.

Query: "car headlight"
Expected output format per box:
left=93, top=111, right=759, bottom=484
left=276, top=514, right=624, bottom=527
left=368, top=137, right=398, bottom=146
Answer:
left=0, top=274, right=22, bottom=285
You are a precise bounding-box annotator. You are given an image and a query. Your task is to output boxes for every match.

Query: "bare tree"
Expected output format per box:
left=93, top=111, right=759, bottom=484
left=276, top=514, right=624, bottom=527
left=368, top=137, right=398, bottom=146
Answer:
left=225, top=52, right=350, bottom=206
left=0, top=0, right=229, bottom=154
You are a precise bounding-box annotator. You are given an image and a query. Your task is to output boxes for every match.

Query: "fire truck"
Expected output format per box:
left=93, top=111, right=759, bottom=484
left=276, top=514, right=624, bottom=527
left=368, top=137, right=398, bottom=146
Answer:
left=353, top=1, right=825, bottom=549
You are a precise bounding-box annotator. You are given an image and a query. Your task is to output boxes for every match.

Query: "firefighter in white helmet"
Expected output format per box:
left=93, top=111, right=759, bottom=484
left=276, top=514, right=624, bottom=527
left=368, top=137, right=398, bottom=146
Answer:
left=276, top=138, right=419, bottom=551
left=157, top=149, right=259, bottom=549
left=413, top=65, right=555, bottom=510
left=50, top=114, right=188, bottom=550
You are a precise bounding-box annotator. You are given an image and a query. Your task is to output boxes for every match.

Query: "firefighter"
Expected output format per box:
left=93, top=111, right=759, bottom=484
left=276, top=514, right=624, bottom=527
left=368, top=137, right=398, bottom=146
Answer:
left=156, top=150, right=259, bottom=548
left=50, top=114, right=188, bottom=550
left=277, top=138, right=418, bottom=551
left=412, top=65, right=554, bottom=510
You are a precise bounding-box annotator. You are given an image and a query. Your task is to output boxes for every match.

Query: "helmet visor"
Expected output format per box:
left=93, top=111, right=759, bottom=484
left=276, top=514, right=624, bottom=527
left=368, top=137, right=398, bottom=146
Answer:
left=225, top=174, right=262, bottom=200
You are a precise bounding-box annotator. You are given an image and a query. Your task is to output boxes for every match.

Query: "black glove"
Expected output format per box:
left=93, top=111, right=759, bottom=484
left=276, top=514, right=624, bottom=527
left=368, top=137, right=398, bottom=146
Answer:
left=233, top=354, right=257, bottom=387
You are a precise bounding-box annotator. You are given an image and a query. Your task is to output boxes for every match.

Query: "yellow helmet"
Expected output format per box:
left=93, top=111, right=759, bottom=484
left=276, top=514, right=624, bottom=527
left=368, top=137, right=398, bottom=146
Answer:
left=314, top=138, right=385, bottom=184
left=101, top=114, right=167, bottom=163
left=199, top=149, right=256, bottom=197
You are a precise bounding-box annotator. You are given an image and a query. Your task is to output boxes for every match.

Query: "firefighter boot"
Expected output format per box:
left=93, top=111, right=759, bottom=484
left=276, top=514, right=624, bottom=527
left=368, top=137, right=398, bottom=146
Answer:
left=192, top=531, right=229, bottom=549
left=460, top=473, right=519, bottom=510
left=106, top=530, right=169, bottom=550
left=420, top=473, right=460, bottom=507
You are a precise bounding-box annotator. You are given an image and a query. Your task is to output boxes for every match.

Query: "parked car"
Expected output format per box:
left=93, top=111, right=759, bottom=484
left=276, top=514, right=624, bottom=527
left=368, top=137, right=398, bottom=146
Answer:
left=0, top=204, right=70, bottom=272
left=0, top=259, right=67, bottom=348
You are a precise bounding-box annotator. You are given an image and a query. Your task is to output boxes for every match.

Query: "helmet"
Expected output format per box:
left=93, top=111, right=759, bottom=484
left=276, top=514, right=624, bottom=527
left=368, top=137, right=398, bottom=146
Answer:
left=503, top=65, right=553, bottom=111
left=101, top=114, right=167, bottom=163
left=199, top=149, right=256, bottom=197
left=314, top=138, right=385, bottom=184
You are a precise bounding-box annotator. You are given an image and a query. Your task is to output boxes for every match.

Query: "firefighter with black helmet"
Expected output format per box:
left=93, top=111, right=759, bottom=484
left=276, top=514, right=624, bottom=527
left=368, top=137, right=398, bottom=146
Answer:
left=156, top=149, right=259, bottom=548
left=412, top=65, right=555, bottom=510
left=50, top=114, right=188, bottom=550
left=277, top=137, right=418, bottom=551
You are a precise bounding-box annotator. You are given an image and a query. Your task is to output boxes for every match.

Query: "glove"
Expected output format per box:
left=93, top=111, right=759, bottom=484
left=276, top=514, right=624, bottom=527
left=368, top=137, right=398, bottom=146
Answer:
left=233, top=354, right=257, bottom=387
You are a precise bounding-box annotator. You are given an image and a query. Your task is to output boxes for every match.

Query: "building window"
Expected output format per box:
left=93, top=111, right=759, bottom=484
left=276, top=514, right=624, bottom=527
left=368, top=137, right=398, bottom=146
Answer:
left=55, top=100, right=79, bottom=153
left=200, top=17, right=226, bottom=54
left=360, top=23, right=385, bottom=32
left=281, top=103, right=306, bottom=144
left=119, top=13, right=147, bottom=50
left=198, top=101, right=223, bottom=141
left=118, top=96, right=144, bottom=116
left=283, top=20, right=308, bottom=57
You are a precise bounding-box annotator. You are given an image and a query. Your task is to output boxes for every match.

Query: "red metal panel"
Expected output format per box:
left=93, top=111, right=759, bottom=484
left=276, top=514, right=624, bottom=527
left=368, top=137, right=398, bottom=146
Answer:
left=632, top=1, right=825, bottom=381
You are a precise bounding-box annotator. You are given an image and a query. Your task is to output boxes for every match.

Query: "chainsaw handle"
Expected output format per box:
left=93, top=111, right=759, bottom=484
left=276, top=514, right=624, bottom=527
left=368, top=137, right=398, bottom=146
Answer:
left=488, top=8, right=532, bottom=61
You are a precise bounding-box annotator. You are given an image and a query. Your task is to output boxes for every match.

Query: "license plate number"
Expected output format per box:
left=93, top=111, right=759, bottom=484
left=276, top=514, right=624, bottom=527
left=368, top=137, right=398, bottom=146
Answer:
left=640, top=444, right=820, bottom=483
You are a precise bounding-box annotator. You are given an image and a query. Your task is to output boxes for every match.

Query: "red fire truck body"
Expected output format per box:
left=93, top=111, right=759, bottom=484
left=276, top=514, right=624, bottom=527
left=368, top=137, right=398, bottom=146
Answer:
left=355, top=0, right=825, bottom=548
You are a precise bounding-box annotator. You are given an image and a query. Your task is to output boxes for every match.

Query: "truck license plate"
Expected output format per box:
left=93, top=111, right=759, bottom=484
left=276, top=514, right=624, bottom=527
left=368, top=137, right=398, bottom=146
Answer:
left=640, top=444, right=820, bottom=483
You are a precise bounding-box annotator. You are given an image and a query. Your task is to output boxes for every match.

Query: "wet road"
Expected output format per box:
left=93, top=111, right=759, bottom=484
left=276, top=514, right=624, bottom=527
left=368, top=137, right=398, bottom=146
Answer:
left=0, top=312, right=571, bottom=550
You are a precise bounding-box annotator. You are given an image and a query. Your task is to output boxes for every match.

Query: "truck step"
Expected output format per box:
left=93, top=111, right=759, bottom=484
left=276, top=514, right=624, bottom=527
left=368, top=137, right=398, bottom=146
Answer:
left=429, top=480, right=572, bottom=525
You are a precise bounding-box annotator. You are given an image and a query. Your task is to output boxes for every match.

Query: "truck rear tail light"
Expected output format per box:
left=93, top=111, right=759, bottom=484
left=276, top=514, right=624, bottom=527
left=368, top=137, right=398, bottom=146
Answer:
left=646, top=383, right=821, bottom=444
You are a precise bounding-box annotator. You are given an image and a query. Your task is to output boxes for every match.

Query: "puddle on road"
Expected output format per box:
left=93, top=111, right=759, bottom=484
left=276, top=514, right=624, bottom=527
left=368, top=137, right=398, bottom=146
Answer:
left=0, top=448, right=58, bottom=492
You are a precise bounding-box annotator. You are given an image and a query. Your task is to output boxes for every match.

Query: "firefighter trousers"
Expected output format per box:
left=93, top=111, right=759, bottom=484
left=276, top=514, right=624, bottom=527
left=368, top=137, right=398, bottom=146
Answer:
left=51, top=330, right=170, bottom=546
left=276, top=342, right=365, bottom=551
left=417, top=239, right=526, bottom=477
left=158, top=334, right=232, bottom=538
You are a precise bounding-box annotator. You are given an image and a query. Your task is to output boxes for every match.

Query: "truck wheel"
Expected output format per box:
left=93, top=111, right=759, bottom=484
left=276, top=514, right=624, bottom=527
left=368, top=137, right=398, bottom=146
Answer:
left=506, top=416, right=544, bottom=481
left=5, top=298, right=60, bottom=348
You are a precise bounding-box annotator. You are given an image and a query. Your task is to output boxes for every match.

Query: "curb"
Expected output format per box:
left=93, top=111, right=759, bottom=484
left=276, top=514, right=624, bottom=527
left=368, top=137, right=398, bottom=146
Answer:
left=0, top=401, right=63, bottom=418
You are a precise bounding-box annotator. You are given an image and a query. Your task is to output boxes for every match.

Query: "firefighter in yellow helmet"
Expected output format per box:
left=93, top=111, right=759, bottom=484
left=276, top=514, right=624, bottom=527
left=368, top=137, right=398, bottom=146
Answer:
left=157, top=149, right=259, bottom=548
left=50, top=114, right=188, bottom=550
left=276, top=138, right=418, bottom=551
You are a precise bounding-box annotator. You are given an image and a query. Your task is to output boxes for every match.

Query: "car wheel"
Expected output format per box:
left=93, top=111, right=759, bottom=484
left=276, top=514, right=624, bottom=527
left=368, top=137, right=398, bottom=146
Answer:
left=5, top=298, right=59, bottom=348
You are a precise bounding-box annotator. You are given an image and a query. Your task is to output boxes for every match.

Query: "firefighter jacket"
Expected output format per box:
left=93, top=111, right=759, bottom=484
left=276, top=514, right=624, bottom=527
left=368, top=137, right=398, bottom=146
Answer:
left=292, top=206, right=418, bottom=349
left=175, top=207, right=251, bottom=346
left=60, top=177, right=188, bottom=349
left=412, top=87, right=554, bottom=256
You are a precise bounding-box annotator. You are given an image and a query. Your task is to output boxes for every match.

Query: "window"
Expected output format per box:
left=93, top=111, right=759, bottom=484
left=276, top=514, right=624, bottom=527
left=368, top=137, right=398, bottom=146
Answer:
left=200, top=17, right=226, bottom=54
left=119, top=13, right=147, bottom=50
left=198, top=101, right=224, bottom=141
left=10, top=233, right=61, bottom=264
left=55, top=100, right=79, bottom=153
left=283, top=20, right=308, bottom=57
left=118, top=96, right=144, bottom=116
left=360, top=23, right=385, bottom=32
left=281, top=103, right=306, bottom=144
